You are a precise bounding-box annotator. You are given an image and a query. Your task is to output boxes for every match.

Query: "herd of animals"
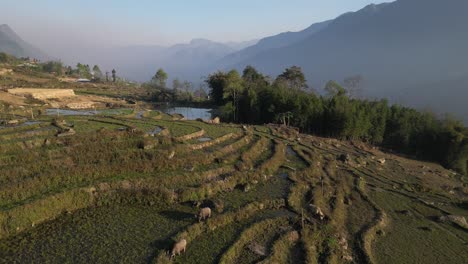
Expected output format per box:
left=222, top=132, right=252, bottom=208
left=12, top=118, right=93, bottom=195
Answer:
left=170, top=207, right=212, bottom=259
left=168, top=204, right=327, bottom=260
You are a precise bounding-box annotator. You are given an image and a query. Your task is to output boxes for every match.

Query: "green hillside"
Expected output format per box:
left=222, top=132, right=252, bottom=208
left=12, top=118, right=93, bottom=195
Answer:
left=0, top=109, right=466, bottom=263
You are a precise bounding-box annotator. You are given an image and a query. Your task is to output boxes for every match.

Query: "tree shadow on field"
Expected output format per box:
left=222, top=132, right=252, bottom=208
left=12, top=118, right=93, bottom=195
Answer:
left=146, top=238, right=175, bottom=264
left=160, top=210, right=194, bottom=220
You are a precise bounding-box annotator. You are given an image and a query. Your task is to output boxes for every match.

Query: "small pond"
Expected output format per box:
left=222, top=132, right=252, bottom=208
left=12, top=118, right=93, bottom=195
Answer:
left=0, top=120, right=43, bottom=129
left=157, top=107, right=214, bottom=120
left=45, top=108, right=132, bottom=116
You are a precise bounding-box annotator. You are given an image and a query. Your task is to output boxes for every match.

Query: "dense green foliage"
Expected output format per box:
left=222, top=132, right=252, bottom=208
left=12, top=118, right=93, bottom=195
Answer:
left=92, top=65, right=103, bottom=81
left=152, top=68, right=168, bottom=88
left=76, top=63, right=92, bottom=79
left=206, top=66, right=468, bottom=175
left=41, top=61, right=63, bottom=74
left=0, top=52, right=11, bottom=63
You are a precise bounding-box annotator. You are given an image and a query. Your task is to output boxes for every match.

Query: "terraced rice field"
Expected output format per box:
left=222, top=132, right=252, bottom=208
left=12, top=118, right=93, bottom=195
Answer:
left=0, top=110, right=466, bottom=263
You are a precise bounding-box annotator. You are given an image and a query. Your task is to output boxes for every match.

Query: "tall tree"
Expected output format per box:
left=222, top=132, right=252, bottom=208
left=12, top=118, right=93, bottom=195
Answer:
left=92, top=65, right=103, bottom=81
left=111, top=69, right=117, bottom=82
left=152, top=68, right=168, bottom=88
left=76, top=63, right=91, bottom=79
left=242, top=66, right=267, bottom=86
left=275, top=66, right=308, bottom=90
left=223, top=70, right=244, bottom=122
left=206, top=71, right=229, bottom=106
left=344, top=75, right=364, bottom=99
left=325, top=80, right=347, bottom=97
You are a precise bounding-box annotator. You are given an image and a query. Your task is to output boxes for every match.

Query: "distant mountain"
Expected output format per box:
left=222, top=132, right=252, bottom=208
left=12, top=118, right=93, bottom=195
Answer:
left=224, top=39, right=259, bottom=51
left=222, top=0, right=468, bottom=122
left=59, top=38, right=244, bottom=82
left=0, top=24, right=49, bottom=60
left=106, top=39, right=237, bottom=82
left=216, top=19, right=332, bottom=69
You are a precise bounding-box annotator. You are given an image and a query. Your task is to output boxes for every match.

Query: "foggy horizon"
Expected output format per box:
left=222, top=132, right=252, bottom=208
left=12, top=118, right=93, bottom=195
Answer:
left=1, top=1, right=468, bottom=261
left=2, top=0, right=390, bottom=55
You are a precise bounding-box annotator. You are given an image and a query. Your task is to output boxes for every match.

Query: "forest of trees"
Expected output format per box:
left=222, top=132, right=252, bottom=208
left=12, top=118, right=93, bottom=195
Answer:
left=206, top=66, right=468, bottom=176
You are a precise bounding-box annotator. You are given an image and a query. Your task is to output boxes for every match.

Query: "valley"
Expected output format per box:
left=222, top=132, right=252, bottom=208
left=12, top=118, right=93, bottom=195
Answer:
left=1, top=1, right=467, bottom=263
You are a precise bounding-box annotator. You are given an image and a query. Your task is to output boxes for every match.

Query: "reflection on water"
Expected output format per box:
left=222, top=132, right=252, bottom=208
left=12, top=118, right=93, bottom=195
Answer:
left=46, top=109, right=96, bottom=116
left=45, top=108, right=131, bottom=116
left=197, top=137, right=212, bottom=142
left=23, top=121, right=42, bottom=126
left=45, top=107, right=213, bottom=121
left=0, top=120, right=43, bottom=129
left=159, top=107, right=213, bottom=120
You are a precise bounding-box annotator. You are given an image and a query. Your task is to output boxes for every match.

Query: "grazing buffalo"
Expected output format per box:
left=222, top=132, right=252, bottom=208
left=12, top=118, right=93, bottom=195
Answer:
left=196, top=207, right=212, bottom=222
left=309, top=204, right=325, bottom=220
left=171, top=239, right=187, bottom=259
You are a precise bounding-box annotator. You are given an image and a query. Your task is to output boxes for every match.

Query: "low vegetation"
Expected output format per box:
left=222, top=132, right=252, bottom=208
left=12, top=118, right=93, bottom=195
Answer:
left=0, top=111, right=466, bottom=264
left=0, top=58, right=466, bottom=264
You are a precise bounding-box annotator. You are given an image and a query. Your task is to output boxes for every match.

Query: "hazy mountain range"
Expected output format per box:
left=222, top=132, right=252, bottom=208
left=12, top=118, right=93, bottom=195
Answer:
left=1, top=0, right=467, bottom=123
left=224, top=0, right=468, bottom=123
left=0, top=24, right=49, bottom=61
left=54, top=38, right=258, bottom=83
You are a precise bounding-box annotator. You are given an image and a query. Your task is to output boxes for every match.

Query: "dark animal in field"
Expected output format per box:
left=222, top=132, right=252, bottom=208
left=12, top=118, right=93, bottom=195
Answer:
left=309, top=204, right=325, bottom=220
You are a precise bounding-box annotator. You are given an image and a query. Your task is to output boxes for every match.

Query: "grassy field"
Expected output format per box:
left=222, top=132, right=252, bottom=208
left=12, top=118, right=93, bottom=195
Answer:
left=0, top=109, right=466, bottom=264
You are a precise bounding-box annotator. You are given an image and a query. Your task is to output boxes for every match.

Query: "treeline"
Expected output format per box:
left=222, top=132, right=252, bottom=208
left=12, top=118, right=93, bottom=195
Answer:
left=206, top=66, right=468, bottom=175
left=42, top=62, right=117, bottom=83
left=0, top=52, right=118, bottom=82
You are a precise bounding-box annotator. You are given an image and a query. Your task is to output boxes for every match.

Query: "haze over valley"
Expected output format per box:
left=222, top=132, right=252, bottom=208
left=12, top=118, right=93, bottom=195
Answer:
left=0, top=1, right=467, bottom=263
left=2, top=0, right=467, bottom=123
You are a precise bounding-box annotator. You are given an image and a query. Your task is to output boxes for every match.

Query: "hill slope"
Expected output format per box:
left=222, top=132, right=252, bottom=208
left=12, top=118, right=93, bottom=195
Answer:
left=225, top=0, right=468, bottom=122
left=0, top=115, right=466, bottom=263
left=216, top=19, right=332, bottom=70
left=0, top=24, right=49, bottom=60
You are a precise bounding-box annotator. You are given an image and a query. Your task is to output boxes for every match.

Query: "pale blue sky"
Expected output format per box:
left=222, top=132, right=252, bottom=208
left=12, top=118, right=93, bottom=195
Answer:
left=3, top=0, right=391, bottom=48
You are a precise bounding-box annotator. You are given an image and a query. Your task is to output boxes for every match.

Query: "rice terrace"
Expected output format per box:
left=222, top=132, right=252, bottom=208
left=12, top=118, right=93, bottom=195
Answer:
left=0, top=102, right=466, bottom=263
left=1, top=0, right=468, bottom=263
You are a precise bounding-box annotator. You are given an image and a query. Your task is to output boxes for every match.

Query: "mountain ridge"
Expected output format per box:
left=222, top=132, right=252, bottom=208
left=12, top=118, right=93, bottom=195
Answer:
left=223, top=0, right=468, bottom=122
left=0, top=24, right=49, bottom=60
